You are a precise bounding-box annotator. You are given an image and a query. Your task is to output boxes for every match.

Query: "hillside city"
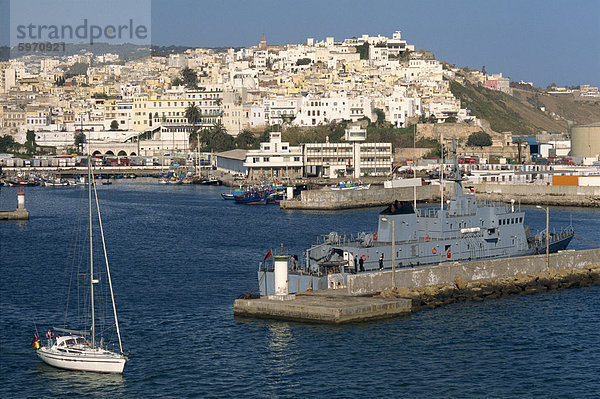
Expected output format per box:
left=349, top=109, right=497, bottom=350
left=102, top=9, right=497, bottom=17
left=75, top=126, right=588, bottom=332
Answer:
left=1, top=30, right=599, bottom=180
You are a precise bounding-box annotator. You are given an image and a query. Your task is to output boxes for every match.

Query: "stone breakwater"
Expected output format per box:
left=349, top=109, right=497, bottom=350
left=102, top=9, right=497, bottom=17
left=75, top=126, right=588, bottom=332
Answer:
left=280, top=185, right=439, bottom=210
left=376, top=266, right=600, bottom=311
left=473, top=184, right=600, bottom=207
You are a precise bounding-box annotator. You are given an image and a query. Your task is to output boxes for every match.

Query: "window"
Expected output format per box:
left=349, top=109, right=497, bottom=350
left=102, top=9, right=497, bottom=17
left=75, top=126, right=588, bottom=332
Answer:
left=253, top=157, right=259, bottom=163
left=294, top=157, right=300, bottom=162
left=263, top=157, right=269, bottom=162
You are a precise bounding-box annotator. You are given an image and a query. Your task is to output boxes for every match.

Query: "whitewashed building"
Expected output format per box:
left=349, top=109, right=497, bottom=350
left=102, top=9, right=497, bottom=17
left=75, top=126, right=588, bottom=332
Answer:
left=304, top=127, right=392, bottom=178
left=243, top=132, right=303, bottom=179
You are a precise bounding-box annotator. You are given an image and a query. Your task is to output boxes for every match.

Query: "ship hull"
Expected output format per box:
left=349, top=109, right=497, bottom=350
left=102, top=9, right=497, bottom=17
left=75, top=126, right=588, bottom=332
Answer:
left=37, top=348, right=126, bottom=373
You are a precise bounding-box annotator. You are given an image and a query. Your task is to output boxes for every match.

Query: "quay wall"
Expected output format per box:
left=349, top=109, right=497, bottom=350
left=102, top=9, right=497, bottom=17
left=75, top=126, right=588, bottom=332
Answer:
left=0, top=209, right=29, bottom=220
left=473, top=184, right=600, bottom=207
left=347, top=248, right=600, bottom=295
left=280, top=185, right=439, bottom=210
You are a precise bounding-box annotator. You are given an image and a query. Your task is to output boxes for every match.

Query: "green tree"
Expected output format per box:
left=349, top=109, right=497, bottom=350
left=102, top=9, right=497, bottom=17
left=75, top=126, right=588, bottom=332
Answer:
left=0, top=135, right=17, bottom=153
left=235, top=129, right=258, bottom=149
left=65, top=62, right=88, bottom=78
left=444, top=116, right=457, bottom=123
left=295, top=58, right=312, bottom=66
left=185, top=104, right=201, bottom=127
left=199, top=123, right=234, bottom=152
left=354, top=42, right=369, bottom=60
left=181, top=67, right=198, bottom=89
left=172, top=76, right=183, bottom=86
left=25, top=130, right=36, bottom=154
left=74, top=132, right=86, bottom=154
left=467, top=131, right=493, bottom=147
left=373, top=108, right=387, bottom=127
left=185, top=103, right=201, bottom=151
left=110, top=120, right=119, bottom=130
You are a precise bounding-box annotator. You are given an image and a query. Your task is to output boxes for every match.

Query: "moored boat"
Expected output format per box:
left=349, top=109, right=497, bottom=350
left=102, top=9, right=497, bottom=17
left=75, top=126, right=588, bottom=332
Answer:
left=329, top=181, right=370, bottom=190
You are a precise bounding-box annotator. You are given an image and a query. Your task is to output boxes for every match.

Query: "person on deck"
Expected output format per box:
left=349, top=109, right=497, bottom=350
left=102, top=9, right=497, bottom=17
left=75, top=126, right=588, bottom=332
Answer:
left=379, top=254, right=384, bottom=270
left=46, top=329, right=54, bottom=346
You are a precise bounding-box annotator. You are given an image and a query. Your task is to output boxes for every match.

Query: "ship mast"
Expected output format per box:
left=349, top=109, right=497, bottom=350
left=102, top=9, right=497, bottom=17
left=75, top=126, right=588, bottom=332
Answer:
left=88, top=156, right=95, bottom=348
left=440, top=131, right=444, bottom=211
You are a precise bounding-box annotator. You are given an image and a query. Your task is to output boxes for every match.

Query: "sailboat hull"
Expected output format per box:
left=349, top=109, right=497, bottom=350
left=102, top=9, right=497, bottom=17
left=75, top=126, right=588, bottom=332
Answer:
left=37, top=347, right=126, bottom=373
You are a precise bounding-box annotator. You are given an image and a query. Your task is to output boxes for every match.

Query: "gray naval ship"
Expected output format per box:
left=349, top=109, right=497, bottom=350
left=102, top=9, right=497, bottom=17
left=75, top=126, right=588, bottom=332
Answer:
left=258, top=147, right=574, bottom=296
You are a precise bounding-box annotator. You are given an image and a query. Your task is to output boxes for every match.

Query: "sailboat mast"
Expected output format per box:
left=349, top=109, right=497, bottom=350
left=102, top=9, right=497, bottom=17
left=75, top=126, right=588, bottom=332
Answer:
left=88, top=155, right=95, bottom=348
left=92, top=180, right=124, bottom=354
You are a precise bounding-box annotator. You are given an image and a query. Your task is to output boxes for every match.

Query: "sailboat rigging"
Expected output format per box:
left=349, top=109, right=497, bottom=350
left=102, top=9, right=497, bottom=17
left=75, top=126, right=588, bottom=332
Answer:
left=34, top=157, right=127, bottom=373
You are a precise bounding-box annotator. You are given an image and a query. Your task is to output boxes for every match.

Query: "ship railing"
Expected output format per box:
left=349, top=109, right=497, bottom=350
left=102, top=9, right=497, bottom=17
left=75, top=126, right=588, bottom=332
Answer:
left=415, top=208, right=439, bottom=218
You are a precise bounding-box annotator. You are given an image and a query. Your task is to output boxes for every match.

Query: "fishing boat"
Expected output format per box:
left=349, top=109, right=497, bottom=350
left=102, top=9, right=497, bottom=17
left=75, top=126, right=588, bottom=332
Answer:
left=234, top=188, right=270, bottom=204
left=43, top=178, right=69, bottom=187
left=221, top=187, right=244, bottom=200
left=329, top=181, right=370, bottom=190
left=200, top=176, right=223, bottom=185
left=256, top=144, right=574, bottom=296
left=35, top=158, right=127, bottom=373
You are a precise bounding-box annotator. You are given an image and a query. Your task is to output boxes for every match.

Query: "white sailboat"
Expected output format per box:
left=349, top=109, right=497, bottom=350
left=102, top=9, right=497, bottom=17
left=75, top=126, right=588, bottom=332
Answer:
left=36, top=158, right=127, bottom=373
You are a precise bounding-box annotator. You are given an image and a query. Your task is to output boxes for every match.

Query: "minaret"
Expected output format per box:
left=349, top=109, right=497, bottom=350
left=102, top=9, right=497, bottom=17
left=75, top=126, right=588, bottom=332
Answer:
left=259, top=34, right=267, bottom=51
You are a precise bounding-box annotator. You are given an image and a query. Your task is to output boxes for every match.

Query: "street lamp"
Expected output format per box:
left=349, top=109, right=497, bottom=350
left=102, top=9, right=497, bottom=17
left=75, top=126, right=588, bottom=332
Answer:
left=381, top=217, right=395, bottom=287
left=536, top=205, right=550, bottom=271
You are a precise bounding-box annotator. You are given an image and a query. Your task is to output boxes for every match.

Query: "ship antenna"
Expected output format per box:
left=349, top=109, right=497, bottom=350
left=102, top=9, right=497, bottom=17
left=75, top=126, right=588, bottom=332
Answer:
left=440, top=131, right=443, bottom=211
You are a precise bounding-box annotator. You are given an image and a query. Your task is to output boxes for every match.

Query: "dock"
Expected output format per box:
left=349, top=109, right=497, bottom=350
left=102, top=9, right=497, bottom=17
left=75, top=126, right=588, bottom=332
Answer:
left=234, top=248, right=600, bottom=323
left=0, top=187, right=30, bottom=220
left=280, top=185, right=439, bottom=210
left=0, top=208, right=29, bottom=220
left=234, top=290, right=411, bottom=323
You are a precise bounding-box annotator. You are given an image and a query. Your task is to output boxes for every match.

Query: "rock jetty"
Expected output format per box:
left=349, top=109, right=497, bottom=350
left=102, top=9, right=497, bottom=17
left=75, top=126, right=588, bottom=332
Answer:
left=376, top=266, right=600, bottom=311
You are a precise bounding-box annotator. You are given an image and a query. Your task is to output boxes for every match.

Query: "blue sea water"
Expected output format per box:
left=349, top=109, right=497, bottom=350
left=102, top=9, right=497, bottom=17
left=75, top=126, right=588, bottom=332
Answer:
left=1, top=181, right=599, bottom=398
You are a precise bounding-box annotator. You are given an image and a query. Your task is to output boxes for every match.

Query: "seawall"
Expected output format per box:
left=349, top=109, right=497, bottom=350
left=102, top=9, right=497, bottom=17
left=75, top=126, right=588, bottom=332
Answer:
left=234, top=249, right=599, bottom=323
left=377, top=265, right=600, bottom=311
left=0, top=208, right=29, bottom=220
left=347, top=248, right=600, bottom=295
left=280, top=185, right=439, bottom=210
left=473, top=184, right=600, bottom=207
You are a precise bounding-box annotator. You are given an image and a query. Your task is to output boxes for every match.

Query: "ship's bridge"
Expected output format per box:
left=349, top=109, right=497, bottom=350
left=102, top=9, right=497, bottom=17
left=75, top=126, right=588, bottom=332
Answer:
left=377, top=201, right=418, bottom=243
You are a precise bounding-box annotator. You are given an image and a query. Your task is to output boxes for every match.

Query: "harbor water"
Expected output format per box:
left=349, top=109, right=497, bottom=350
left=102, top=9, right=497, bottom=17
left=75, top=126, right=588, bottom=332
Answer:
left=1, top=181, right=599, bottom=398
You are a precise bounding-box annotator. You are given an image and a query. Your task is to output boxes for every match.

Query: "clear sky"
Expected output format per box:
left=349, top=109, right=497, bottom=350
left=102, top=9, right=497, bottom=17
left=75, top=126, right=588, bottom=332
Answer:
left=2, top=0, right=599, bottom=88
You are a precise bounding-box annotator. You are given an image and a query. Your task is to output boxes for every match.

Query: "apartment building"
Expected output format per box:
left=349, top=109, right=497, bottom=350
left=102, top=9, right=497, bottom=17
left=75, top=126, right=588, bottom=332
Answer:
left=305, top=126, right=392, bottom=178
left=243, top=131, right=303, bottom=179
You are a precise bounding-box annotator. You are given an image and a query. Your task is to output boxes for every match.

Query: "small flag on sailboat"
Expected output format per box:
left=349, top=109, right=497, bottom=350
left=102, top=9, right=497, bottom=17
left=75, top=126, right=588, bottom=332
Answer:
left=31, top=335, right=40, bottom=349
left=264, top=249, right=273, bottom=261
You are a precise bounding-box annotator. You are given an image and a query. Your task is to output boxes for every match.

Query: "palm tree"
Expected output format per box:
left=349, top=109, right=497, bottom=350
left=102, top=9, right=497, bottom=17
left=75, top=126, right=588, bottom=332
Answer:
left=235, top=129, right=258, bottom=149
left=185, top=104, right=201, bottom=151
left=211, top=121, right=227, bottom=136
left=185, top=104, right=201, bottom=128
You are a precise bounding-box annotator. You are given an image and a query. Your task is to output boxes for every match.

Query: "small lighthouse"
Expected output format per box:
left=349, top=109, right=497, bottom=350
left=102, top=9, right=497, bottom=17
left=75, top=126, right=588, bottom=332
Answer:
left=0, top=186, right=30, bottom=220
left=268, top=245, right=296, bottom=301
left=17, top=186, right=26, bottom=209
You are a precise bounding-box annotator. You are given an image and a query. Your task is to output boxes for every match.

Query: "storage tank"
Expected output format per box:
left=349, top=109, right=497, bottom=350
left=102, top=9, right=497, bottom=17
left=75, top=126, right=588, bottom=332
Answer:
left=571, top=122, right=600, bottom=158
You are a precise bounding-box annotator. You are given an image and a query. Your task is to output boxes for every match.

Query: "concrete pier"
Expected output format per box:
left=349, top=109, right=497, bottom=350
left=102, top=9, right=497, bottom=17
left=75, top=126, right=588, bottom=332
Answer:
left=234, top=290, right=411, bottom=323
left=473, top=184, right=600, bottom=207
left=234, top=248, right=599, bottom=323
left=0, top=188, right=30, bottom=220
left=280, top=185, right=439, bottom=210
